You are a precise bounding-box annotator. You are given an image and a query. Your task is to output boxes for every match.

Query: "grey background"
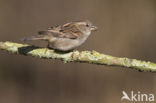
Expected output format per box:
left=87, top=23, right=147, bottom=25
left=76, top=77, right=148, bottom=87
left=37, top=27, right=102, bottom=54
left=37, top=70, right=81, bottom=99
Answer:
left=0, top=0, right=156, bottom=103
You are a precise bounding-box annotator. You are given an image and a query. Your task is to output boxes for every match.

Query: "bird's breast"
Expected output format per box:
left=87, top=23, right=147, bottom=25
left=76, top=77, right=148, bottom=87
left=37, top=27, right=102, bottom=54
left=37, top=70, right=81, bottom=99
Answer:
left=51, top=35, right=89, bottom=51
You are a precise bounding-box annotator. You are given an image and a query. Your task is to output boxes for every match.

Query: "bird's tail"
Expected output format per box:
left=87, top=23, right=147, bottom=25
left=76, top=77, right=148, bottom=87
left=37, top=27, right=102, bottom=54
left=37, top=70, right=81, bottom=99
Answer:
left=21, top=35, right=47, bottom=41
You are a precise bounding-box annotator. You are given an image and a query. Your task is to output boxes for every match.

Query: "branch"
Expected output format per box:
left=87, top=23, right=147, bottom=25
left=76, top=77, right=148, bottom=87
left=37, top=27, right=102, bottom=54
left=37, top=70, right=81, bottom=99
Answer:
left=0, top=41, right=156, bottom=72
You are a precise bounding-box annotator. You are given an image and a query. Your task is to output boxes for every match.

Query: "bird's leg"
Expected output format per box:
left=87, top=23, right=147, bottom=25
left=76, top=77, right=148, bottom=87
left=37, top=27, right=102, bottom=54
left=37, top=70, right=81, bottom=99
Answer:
left=70, top=49, right=76, bottom=59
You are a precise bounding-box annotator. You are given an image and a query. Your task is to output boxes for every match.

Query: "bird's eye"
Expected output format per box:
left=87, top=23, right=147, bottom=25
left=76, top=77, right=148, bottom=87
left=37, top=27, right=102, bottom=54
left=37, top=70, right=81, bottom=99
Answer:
left=86, top=24, right=89, bottom=27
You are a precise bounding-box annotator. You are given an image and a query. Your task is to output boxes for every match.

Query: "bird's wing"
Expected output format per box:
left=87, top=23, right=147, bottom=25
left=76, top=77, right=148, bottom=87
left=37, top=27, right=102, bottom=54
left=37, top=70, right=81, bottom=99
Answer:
left=38, top=23, right=82, bottom=39
left=60, top=22, right=83, bottom=39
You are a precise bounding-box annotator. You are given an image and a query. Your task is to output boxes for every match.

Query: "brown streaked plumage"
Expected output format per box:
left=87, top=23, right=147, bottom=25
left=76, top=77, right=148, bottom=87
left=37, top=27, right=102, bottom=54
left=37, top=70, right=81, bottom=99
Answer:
left=22, top=20, right=97, bottom=51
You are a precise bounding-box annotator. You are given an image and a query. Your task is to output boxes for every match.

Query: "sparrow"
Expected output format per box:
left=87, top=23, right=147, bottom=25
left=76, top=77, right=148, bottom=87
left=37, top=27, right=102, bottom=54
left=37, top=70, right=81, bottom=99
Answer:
left=22, top=20, right=97, bottom=51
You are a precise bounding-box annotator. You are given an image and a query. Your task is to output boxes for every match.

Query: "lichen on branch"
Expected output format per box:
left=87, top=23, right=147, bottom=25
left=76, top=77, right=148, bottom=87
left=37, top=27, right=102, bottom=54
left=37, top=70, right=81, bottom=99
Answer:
left=0, top=41, right=156, bottom=72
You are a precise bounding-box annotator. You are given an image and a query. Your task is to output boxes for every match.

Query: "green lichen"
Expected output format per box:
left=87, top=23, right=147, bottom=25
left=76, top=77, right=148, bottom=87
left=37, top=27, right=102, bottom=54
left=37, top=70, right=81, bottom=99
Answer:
left=0, top=41, right=156, bottom=72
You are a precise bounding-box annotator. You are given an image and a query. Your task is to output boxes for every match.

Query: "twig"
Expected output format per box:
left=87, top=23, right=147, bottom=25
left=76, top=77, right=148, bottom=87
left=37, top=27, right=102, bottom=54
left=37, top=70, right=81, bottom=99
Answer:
left=0, top=41, right=156, bottom=72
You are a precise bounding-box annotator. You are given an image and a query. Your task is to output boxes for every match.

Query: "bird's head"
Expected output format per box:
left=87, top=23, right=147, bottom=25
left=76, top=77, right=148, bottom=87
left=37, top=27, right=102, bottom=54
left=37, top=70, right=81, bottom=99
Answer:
left=75, top=20, right=97, bottom=32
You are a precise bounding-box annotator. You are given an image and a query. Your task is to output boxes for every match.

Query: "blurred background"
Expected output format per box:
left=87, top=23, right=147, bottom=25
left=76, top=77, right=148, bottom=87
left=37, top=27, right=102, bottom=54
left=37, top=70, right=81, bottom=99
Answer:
left=0, top=0, right=156, bottom=103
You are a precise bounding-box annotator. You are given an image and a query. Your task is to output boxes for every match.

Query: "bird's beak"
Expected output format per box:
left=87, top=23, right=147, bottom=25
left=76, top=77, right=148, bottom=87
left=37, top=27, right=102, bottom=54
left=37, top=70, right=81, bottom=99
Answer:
left=90, top=25, right=97, bottom=31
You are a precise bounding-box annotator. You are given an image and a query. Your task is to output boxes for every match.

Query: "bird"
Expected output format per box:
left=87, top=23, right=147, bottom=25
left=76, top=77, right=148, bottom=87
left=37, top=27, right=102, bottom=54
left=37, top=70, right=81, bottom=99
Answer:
left=22, top=20, right=97, bottom=51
